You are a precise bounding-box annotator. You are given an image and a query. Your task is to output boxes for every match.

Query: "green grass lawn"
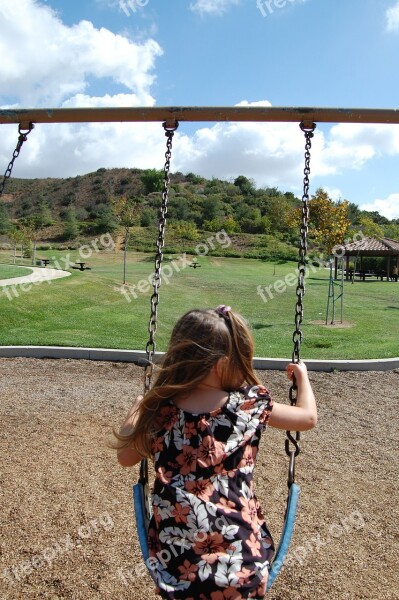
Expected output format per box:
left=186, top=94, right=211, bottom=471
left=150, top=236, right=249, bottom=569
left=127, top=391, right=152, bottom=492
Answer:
left=0, top=264, right=33, bottom=279
left=0, top=249, right=398, bottom=359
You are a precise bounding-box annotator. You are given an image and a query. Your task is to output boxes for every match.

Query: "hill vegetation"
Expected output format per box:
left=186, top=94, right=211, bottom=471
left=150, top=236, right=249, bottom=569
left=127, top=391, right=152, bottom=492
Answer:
left=0, top=168, right=398, bottom=262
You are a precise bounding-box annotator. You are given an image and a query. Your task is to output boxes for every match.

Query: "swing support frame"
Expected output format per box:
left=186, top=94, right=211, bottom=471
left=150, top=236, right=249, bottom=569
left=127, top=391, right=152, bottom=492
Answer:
left=1, top=105, right=399, bottom=127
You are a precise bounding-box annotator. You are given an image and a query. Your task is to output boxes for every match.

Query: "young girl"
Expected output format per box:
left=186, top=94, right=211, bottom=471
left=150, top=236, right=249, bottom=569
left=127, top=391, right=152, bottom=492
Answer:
left=115, top=306, right=317, bottom=599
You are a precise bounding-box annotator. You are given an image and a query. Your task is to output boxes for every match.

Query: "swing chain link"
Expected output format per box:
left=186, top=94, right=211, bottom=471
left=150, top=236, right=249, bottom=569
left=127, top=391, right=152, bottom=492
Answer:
left=144, top=121, right=179, bottom=393
left=286, top=122, right=316, bottom=483
left=0, top=123, right=35, bottom=199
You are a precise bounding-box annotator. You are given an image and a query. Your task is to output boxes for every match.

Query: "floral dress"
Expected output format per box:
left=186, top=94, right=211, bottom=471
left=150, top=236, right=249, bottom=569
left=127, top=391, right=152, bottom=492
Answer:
left=148, top=385, right=275, bottom=600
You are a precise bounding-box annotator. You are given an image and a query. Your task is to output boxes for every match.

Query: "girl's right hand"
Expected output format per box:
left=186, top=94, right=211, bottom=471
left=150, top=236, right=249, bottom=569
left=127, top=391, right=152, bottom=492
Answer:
left=286, top=361, right=308, bottom=382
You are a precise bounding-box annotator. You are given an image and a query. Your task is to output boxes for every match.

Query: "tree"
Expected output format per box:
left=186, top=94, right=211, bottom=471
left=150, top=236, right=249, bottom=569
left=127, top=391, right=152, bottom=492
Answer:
left=169, top=196, right=190, bottom=221
left=358, top=216, right=384, bottom=239
left=141, top=169, right=164, bottom=195
left=62, top=207, right=79, bottom=240
left=19, top=220, right=37, bottom=264
left=261, top=194, right=293, bottom=234
left=112, top=195, right=140, bottom=284
left=0, top=202, right=11, bottom=234
left=222, top=216, right=240, bottom=235
left=171, top=221, right=199, bottom=251
left=234, top=175, right=255, bottom=196
left=94, top=205, right=119, bottom=234
left=20, top=217, right=44, bottom=265
left=361, top=210, right=389, bottom=225
left=140, top=207, right=157, bottom=227
left=238, top=207, right=263, bottom=233
left=202, top=195, right=224, bottom=223
left=185, top=172, right=204, bottom=184
left=172, top=221, right=199, bottom=241
left=347, top=202, right=362, bottom=225
left=7, top=227, right=25, bottom=264
left=287, top=188, right=350, bottom=254
left=35, top=199, right=54, bottom=228
left=308, top=189, right=350, bottom=254
left=383, top=223, right=399, bottom=240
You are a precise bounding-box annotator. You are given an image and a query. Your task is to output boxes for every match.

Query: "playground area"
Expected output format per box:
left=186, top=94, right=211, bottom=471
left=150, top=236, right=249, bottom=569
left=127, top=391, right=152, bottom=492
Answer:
left=0, top=357, right=398, bottom=600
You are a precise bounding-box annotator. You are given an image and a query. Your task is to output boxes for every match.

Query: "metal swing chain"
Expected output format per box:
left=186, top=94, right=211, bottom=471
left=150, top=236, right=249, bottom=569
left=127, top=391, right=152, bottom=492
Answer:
left=286, top=121, right=316, bottom=486
left=144, top=120, right=179, bottom=394
left=0, top=123, right=35, bottom=198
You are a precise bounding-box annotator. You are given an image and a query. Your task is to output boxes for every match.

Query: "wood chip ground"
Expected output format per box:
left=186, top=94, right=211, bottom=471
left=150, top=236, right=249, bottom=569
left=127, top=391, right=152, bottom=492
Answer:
left=0, top=358, right=398, bottom=600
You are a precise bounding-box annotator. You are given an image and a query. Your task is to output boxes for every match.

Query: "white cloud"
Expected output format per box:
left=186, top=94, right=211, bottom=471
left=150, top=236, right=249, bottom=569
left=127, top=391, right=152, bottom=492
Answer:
left=0, top=0, right=164, bottom=178
left=1, top=0, right=396, bottom=210
left=360, top=194, right=399, bottom=219
left=0, top=98, right=168, bottom=179
left=386, top=1, right=399, bottom=31
left=0, top=0, right=398, bottom=207
left=323, top=187, right=344, bottom=202
left=3, top=96, right=399, bottom=200
left=172, top=101, right=307, bottom=187
left=313, top=123, right=399, bottom=179
left=190, top=0, right=241, bottom=16
left=173, top=108, right=399, bottom=191
left=0, top=0, right=162, bottom=106
left=190, top=0, right=307, bottom=16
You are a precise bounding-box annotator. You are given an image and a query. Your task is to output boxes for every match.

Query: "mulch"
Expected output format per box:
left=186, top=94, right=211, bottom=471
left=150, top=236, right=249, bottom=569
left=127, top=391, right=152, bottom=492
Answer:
left=0, top=358, right=398, bottom=600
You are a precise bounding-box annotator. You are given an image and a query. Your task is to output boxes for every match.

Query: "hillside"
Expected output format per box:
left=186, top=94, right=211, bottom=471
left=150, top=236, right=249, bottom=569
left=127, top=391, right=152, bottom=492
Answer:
left=0, top=169, right=398, bottom=261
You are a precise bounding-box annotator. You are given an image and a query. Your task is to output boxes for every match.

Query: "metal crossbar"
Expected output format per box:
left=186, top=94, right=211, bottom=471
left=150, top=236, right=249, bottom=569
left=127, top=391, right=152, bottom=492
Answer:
left=1, top=106, right=399, bottom=126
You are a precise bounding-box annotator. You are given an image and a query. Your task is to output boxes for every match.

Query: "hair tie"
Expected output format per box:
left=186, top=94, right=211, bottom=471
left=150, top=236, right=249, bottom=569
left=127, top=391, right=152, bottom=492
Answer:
left=215, top=305, right=231, bottom=317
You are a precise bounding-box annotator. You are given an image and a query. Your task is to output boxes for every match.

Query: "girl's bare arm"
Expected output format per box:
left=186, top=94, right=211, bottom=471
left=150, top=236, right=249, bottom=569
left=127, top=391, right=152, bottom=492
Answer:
left=268, top=362, right=317, bottom=431
left=117, top=397, right=144, bottom=467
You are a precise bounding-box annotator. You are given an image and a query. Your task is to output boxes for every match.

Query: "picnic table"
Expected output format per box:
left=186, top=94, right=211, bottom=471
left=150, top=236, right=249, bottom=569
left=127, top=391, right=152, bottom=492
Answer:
left=71, top=261, right=91, bottom=271
left=36, top=258, right=51, bottom=267
left=345, top=270, right=385, bottom=281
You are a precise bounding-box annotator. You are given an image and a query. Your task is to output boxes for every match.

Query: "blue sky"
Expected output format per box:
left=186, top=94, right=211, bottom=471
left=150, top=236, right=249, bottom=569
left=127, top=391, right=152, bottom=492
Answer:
left=1, top=0, right=399, bottom=217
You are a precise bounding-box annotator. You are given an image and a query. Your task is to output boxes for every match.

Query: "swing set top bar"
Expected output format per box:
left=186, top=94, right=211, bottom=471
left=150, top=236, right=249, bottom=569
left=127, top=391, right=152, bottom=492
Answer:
left=0, top=106, right=399, bottom=126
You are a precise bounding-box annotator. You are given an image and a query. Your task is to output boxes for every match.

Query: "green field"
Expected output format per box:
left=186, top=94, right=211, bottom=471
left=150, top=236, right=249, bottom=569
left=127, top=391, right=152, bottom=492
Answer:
left=0, top=249, right=398, bottom=359
left=0, top=264, right=33, bottom=279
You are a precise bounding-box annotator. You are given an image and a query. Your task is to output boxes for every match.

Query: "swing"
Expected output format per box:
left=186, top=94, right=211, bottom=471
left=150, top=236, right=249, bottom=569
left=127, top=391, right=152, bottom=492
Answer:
left=0, top=116, right=316, bottom=592
left=133, top=120, right=316, bottom=592
left=133, top=120, right=179, bottom=582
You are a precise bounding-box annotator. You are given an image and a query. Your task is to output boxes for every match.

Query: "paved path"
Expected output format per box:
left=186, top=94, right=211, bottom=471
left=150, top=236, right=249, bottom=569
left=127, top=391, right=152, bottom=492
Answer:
left=0, top=266, right=71, bottom=287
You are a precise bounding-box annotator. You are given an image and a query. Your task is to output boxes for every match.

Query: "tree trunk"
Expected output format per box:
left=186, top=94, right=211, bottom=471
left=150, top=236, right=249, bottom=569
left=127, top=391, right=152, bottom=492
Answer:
left=123, top=229, right=130, bottom=285
left=32, top=239, right=37, bottom=266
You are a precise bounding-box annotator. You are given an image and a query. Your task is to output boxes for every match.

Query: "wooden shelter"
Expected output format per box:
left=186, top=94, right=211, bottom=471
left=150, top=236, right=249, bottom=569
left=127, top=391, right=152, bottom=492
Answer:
left=334, top=237, right=399, bottom=281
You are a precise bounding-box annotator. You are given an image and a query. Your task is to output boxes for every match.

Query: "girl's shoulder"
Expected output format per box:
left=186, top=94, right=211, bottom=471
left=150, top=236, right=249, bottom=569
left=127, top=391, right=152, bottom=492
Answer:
left=229, top=384, right=273, bottom=414
left=153, top=386, right=273, bottom=433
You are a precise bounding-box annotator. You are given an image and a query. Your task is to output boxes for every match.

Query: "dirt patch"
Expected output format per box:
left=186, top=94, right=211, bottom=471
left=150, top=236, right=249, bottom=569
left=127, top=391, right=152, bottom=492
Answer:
left=0, top=358, right=398, bottom=600
left=310, top=320, right=354, bottom=329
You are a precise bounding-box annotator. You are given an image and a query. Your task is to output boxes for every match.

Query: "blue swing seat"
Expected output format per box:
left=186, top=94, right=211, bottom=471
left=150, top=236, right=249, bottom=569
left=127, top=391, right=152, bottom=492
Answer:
left=133, top=459, right=158, bottom=583
left=133, top=460, right=300, bottom=592
left=133, top=481, right=151, bottom=562
left=266, top=482, right=300, bottom=591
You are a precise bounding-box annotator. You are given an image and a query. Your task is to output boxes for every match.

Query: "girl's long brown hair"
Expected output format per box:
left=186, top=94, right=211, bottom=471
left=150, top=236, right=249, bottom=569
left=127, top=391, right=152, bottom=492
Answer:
left=114, top=308, right=261, bottom=457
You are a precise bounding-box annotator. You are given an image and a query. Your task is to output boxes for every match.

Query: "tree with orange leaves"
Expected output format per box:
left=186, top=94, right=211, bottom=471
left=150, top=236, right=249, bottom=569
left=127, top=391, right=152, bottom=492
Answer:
left=287, top=188, right=350, bottom=255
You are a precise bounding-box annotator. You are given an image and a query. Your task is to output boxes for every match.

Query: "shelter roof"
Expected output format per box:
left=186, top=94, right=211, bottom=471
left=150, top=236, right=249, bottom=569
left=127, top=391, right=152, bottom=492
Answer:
left=337, top=237, right=399, bottom=256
